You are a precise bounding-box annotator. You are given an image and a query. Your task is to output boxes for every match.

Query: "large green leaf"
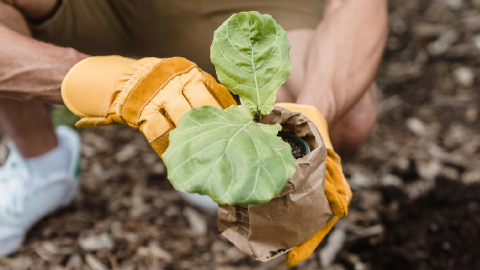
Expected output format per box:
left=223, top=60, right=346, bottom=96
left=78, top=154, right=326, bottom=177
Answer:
left=211, top=11, right=292, bottom=116
left=163, top=105, right=296, bottom=205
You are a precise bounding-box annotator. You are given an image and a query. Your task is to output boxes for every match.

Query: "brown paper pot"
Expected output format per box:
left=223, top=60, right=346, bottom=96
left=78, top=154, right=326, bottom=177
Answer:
left=218, top=106, right=334, bottom=261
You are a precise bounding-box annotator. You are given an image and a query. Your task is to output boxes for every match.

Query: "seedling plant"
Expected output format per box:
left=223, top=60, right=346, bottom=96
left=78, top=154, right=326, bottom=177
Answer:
left=163, top=12, right=297, bottom=205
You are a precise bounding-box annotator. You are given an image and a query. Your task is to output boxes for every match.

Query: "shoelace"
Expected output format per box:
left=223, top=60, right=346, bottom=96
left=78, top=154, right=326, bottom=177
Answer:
left=0, top=163, right=30, bottom=216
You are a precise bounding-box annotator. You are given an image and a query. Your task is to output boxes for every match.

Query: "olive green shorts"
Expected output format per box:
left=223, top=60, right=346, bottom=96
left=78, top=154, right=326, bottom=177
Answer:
left=31, top=0, right=324, bottom=74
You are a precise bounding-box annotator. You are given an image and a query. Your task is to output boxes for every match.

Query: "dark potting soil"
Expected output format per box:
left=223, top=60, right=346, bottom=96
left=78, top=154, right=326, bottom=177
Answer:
left=343, top=178, right=480, bottom=270
left=252, top=114, right=306, bottom=159
left=253, top=113, right=260, bottom=122
left=283, top=138, right=306, bottom=159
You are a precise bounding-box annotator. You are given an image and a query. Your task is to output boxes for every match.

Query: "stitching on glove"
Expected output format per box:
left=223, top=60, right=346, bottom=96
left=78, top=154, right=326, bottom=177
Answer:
left=160, top=108, right=176, bottom=127
left=96, top=83, right=115, bottom=125
left=199, top=68, right=215, bottom=91
left=118, top=59, right=165, bottom=116
left=204, top=85, right=222, bottom=108
left=203, top=72, right=213, bottom=89
left=149, top=128, right=173, bottom=143
left=134, top=65, right=197, bottom=124
left=181, top=91, right=194, bottom=109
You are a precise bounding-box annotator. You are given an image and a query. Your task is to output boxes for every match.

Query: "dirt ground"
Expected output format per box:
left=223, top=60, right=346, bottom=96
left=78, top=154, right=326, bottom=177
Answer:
left=1, top=0, right=480, bottom=269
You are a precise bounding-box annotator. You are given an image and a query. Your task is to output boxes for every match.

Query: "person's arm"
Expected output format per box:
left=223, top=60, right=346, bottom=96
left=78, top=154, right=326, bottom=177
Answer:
left=296, top=0, right=388, bottom=124
left=0, top=21, right=87, bottom=104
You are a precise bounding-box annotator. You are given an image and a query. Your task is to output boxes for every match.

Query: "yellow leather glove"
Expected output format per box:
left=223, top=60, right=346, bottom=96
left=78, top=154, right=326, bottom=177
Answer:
left=61, top=56, right=237, bottom=157
left=276, top=103, right=353, bottom=267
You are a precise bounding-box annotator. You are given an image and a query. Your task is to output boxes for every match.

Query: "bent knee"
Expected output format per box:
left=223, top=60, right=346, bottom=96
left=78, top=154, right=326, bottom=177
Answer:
left=333, top=107, right=376, bottom=146
left=342, top=83, right=377, bottom=138
left=0, top=1, right=31, bottom=35
left=330, top=84, right=377, bottom=156
left=3, top=0, right=57, bottom=22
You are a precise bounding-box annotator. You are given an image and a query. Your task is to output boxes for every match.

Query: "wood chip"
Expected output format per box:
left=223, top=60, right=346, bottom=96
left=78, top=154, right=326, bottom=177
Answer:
left=149, top=242, right=173, bottom=262
left=183, top=207, right=208, bottom=236
left=85, top=254, right=108, bottom=270
left=116, top=143, right=138, bottom=162
left=65, top=254, right=83, bottom=270
left=407, top=117, right=426, bottom=135
left=79, top=233, right=114, bottom=251
left=7, top=256, right=33, bottom=270
left=218, top=247, right=247, bottom=264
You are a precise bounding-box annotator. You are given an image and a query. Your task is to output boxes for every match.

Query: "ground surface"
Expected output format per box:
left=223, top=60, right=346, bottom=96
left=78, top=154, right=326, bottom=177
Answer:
left=1, top=0, right=480, bottom=269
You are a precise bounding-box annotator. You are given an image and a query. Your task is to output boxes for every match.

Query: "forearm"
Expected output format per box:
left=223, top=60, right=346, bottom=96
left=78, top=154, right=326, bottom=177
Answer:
left=297, top=0, right=388, bottom=124
left=0, top=22, right=87, bottom=104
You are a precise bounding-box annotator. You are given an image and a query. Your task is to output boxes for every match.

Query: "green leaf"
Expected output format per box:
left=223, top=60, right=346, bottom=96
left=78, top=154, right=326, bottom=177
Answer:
left=163, top=105, right=296, bottom=205
left=211, top=11, right=292, bottom=116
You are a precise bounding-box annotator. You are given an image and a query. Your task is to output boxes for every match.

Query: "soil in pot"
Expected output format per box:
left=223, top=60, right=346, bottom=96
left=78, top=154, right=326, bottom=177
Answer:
left=278, top=132, right=310, bottom=159
left=283, top=138, right=306, bottom=159
left=252, top=114, right=310, bottom=159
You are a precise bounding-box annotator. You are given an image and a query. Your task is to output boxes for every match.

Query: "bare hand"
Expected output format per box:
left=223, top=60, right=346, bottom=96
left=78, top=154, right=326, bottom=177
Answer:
left=296, top=0, right=388, bottom=124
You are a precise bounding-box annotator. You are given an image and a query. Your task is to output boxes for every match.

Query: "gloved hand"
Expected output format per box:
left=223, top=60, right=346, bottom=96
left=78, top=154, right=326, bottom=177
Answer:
left=61, top=56, right=236, bottom=156
left=276, top=103, right=353, bottom=267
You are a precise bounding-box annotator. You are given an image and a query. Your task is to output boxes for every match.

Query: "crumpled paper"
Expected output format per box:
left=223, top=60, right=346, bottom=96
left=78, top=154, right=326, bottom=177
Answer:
left=218, top=106, right=334, bottom=261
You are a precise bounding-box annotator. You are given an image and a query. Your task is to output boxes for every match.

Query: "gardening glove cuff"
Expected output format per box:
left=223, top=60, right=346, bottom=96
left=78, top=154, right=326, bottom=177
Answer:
left=61, top=56, right=237, bottom=156
left=276, top=103, right=332, bottom=150
left=275, top=103, right=352, bottom=267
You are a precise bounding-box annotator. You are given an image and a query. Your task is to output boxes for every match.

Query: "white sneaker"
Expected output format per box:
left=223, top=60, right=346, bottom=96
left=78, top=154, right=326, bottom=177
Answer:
left=0, top=126, right=80, bottom=257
